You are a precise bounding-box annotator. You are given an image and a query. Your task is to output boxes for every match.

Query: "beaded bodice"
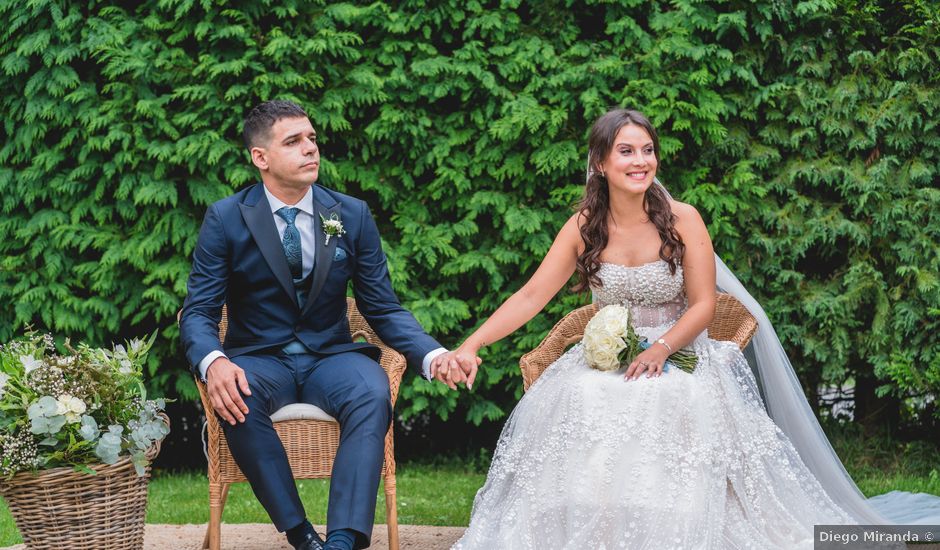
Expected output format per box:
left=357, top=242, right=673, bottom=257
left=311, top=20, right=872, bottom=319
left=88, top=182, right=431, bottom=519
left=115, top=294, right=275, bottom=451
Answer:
left=591, top=260, right=687, bottom=328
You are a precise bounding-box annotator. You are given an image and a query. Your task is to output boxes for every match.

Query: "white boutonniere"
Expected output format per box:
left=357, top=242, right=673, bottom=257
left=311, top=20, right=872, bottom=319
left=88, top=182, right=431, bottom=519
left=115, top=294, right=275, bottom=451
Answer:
left=320, top=212, right=346, bottom=245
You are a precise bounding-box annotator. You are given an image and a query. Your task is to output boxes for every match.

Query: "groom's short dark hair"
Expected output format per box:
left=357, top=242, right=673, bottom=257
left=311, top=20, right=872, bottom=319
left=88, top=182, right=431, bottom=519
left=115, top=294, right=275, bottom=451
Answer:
left=243, top=100, right=308, bottom=151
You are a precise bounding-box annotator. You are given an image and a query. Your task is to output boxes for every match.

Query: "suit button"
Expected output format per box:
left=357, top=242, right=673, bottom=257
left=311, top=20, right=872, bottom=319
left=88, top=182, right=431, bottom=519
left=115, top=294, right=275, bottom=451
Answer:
left=294, top=325, right=302, bottom=332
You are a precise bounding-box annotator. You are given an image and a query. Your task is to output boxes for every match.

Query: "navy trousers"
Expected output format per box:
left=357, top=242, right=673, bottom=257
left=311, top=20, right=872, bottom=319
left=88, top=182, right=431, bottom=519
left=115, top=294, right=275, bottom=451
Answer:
left=221, top=350, right=392, bottom=546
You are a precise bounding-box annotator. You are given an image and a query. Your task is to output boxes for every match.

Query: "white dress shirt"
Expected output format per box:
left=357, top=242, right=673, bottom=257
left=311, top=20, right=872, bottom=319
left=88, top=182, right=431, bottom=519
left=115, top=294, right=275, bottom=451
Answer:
left=197, top=184, right=445, bottom=381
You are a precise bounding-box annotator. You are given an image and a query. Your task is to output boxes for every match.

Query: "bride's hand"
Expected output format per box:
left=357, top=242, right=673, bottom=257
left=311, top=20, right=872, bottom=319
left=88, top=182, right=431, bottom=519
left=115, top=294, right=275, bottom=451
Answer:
left=429, top=346, right=483, bottom=390
left=625, top=346, right=670, bottom=380
left=454, top=343, right=483, bottom=390
left=430, top=350, right=472, bottom=390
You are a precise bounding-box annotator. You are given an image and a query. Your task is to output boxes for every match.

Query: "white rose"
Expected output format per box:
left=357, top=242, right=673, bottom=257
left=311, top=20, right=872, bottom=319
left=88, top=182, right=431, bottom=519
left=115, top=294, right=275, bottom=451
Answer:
left=591, top=305, right=628, bottom=333
left=613, top=336, right=627, bottom=352
left=583, top=333, right=605, bottom=363
left=597, top=333, right=623, bottom=355
left=603, top=314, right=626, bottom=335
left=582, top=331, right=599, bottom=349
left=584, top=305, right=633, bottom=371
left=592, top=349, right=619, bottom=371
left=57, top=394, right=87, bottom=424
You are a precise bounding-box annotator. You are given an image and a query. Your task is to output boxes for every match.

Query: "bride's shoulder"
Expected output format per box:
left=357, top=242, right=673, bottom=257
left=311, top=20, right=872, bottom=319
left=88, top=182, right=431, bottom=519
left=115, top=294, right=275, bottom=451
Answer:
left=549, top=212, right=585, bottom=248
left=669, top=199, right=699, bottom=218
left=669, top=200, right=708, bottom=235
left=670, top=200, right=702, bottom=222
left=556, top=212, right=584, bottom=238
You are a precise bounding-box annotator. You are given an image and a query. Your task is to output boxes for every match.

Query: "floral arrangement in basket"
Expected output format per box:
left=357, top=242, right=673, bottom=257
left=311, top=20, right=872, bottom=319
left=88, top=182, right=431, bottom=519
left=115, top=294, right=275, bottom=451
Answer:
left=0, top=330, right=169, bottom=478
left=583, top=305, right=699, bottom=373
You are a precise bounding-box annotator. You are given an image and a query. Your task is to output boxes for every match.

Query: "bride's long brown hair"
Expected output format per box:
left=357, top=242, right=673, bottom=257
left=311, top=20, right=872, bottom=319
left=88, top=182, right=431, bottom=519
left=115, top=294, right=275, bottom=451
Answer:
left=573, top=109, right=685, bottom=292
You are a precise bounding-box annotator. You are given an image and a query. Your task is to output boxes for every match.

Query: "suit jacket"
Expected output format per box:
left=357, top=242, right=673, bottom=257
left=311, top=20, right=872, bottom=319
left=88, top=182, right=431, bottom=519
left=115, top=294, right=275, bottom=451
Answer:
left=180, top=183, right=441, bottom=374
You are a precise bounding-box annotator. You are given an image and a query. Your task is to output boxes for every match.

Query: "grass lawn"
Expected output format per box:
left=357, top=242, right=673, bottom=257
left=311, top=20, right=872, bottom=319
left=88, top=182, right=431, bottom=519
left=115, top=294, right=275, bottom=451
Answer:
left=142, top=462, right=485, bottom=526
left=1, top=427, right=938, bottom=547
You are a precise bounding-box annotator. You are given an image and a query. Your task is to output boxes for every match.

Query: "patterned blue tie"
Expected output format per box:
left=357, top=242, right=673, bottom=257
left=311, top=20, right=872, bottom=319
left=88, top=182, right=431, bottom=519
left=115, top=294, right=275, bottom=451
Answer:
left=275, top=207, right=303, bottom=280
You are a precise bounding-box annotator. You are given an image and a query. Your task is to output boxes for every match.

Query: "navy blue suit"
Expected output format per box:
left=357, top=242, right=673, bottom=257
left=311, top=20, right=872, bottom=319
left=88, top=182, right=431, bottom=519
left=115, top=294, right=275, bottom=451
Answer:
left=180, top=183, right=441, bottom=544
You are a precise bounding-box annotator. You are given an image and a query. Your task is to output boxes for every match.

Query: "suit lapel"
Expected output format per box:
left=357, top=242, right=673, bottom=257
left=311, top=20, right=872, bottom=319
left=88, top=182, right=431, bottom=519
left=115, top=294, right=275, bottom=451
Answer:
left=302, top=188, right=340, bottom=316
left=239, top=184, right=299, bottom=308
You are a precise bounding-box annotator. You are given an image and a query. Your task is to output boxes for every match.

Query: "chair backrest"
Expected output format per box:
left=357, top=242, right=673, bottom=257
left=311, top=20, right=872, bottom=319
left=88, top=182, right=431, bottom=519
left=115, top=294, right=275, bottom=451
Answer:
left=518, top=292, right=758, bottom=391
left=708, top=293, right=759, bottom=347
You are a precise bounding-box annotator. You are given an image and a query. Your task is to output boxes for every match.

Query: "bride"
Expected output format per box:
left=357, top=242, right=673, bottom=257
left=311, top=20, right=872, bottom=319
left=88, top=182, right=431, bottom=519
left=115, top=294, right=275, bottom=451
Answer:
left=446, top=109, right=940, bottom=549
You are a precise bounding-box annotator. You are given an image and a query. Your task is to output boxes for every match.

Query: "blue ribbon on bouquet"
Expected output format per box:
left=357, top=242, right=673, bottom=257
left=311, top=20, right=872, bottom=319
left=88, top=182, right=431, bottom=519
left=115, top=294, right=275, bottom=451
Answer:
left=636, top=339, right=697, bottom=373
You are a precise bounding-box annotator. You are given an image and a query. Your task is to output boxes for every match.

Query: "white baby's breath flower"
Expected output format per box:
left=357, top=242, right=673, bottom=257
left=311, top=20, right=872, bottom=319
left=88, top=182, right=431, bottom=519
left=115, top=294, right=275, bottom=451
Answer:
left=19, top=355, right=43, bottom=374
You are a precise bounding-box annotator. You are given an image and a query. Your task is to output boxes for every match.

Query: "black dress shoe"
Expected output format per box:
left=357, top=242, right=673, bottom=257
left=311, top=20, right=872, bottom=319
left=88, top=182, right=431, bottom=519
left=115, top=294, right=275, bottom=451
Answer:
left=293, top=531, right=325, bottom=550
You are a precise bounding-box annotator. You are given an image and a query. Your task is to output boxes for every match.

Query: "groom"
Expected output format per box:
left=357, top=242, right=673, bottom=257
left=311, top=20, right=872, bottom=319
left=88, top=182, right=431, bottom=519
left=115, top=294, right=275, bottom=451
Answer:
left=180, top=100, right=471, bottom=550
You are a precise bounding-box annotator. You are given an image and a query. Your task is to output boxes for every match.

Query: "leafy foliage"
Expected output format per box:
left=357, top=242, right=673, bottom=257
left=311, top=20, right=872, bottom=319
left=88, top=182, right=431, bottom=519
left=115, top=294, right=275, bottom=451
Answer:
left=0, top=0, right=937, bottom=428
left=0, top=331, right=168, bottom=476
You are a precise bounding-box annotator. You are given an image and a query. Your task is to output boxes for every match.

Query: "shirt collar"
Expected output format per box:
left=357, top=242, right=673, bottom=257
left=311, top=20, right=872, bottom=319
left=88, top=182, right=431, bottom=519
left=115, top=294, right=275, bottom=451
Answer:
left=263, top=184, right=315, bottom=217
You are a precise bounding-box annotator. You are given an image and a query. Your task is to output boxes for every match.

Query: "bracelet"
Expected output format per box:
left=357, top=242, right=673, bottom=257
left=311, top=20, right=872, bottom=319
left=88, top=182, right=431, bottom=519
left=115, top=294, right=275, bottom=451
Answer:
left=656, top=338, right=673, bottom=353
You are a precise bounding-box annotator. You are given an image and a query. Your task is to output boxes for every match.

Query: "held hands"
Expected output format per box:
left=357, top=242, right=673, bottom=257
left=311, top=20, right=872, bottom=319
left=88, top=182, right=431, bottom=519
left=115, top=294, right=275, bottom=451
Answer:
left=205, top=357, right=252, bottom=425
left=430, top=346, right=482, bottom=391
left=624, top=344, right=670, bottom=381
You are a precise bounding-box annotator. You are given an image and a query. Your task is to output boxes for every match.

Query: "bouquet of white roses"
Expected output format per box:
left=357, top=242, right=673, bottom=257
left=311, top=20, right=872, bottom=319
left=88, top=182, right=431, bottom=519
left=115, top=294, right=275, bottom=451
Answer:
left=0, top=330, right=169, bottom=478
left=583, top=305, right=698, bottom=373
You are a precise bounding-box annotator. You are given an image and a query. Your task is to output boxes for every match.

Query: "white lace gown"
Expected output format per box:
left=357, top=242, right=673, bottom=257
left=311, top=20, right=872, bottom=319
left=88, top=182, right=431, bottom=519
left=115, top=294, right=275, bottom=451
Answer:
left=454, top=261, right=854, bottom=550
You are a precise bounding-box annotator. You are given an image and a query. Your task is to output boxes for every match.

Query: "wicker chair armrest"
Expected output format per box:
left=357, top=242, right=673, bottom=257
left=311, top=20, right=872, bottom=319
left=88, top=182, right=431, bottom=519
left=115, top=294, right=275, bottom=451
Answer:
left=192, top=375, right=222, bottom=456
left=193, top=375, right=214, bottom=417
left=346, top=297, right=409, bottom=406
left=709, top=293, right=759, bottom=350
left=519, top=303, right=597, bottom=391
left=352, top=329, right=408, bottom=405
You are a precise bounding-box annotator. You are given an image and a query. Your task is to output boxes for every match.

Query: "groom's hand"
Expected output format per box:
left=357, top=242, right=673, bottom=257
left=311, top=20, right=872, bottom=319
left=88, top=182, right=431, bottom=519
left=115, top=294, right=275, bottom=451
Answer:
left=430, top=351, right=465, bottom=390
left=205, top=357, right=252, bottom=425
left=430, top=351, right=482, bottom=390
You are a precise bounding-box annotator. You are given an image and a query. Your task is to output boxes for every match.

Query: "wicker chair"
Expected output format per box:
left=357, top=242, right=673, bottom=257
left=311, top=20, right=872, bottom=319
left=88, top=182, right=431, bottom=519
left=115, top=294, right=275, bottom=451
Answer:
left=519, top=292, right=759, bottom=390
left=193, top=297, right=404, bottom=550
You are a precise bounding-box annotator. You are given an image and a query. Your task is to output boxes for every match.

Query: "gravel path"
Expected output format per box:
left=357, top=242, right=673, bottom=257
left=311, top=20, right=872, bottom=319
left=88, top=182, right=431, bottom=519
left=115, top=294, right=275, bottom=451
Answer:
left=3, top=524, right=465, bottom=550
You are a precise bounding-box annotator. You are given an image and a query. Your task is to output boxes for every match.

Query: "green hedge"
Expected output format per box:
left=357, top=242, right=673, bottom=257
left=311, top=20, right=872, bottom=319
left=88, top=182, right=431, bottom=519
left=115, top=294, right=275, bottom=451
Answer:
left=1, top=0, right=937, bottom=428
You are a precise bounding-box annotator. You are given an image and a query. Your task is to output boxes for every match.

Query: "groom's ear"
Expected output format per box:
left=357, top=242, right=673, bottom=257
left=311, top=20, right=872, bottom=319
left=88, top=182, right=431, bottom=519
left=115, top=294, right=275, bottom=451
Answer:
left=250, top=146, right=269, bottom=171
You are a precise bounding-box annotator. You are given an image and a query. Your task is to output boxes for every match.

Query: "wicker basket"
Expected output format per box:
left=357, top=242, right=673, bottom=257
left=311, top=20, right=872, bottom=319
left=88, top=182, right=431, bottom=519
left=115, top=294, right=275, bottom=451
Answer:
left=0, top=421, right=166, bottom=550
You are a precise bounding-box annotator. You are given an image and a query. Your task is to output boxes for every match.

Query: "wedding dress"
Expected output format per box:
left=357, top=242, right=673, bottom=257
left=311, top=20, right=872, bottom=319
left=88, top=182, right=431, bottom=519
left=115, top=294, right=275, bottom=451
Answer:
left=453, top=260, right=855, bottom=549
